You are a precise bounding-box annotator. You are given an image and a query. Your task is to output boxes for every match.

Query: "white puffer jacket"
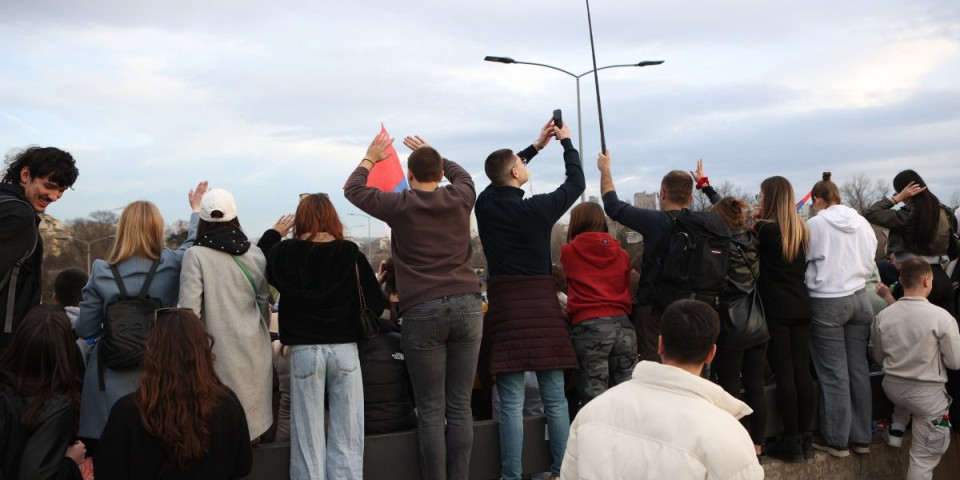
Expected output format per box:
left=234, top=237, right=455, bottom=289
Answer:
left=561, top=361, right=764, bottom=480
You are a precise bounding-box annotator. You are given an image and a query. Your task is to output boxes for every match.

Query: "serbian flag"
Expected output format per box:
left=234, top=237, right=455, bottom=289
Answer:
left=366, top=123, right=409, bottom=192
left=796, top=191, right=812, bottom=212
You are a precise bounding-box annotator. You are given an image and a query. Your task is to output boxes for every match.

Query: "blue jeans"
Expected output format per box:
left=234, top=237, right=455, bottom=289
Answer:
left=401, top=293, right=483, bottom=480
left=289, top=343, right=364, bottom=480
left=809, top=289, right=873, bottom=447
left=497, top=369, right=569, bottom=479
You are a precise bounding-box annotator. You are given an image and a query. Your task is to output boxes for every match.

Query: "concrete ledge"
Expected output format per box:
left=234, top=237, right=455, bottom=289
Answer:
left=243, top=416, right=551, bottom=480
left=762, top=431, right=960, bottom=480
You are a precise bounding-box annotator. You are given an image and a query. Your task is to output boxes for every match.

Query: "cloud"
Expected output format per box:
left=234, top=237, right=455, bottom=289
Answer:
left=2, top=0, right=959, bottom=237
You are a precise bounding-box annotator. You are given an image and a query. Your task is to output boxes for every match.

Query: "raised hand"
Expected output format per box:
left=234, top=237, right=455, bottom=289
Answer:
left=402, top=135, right=431, bottom=152
left=272, top=214, right=295, bottom=236
left=597, top=151, right=611, bottom=172
left=690, top=159, right=707, bottom=184
left=189, top=181, right=209, bottom=212
left=555, top=122, right=571, bottom=141
left=536, top=118, right=555, bottom=149
left=365, top=132, right=395, bottom=164
left=892, top=181, right=925, bottom=203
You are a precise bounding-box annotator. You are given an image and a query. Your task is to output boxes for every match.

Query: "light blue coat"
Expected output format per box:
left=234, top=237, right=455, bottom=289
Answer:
left=75, top=212, right=198, bottom=439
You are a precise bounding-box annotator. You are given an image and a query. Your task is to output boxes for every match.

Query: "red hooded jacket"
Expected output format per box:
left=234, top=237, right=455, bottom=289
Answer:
left=560, top=232, right=632, bottom=325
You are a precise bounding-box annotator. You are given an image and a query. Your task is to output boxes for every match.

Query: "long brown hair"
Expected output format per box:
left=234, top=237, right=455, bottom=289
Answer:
left=294, top=193, right=344, bottom=240
left=0, top=305, right=81, bottom=430
left=135, top=309, right=230, bottom=471
left=760, top=176, right=808, bottom=262
left=107, top=200, right=165, bottom=264
left=567, top=202, right=608, bottom=242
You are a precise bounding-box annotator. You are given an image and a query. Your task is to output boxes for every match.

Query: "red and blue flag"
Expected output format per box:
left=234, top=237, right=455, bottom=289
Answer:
left=365, top=124, right=409, bottom=192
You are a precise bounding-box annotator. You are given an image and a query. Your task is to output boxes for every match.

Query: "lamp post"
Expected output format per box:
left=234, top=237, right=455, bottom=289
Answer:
left=347, top=213, right=372, bottom=257
left=484, top=56, right=664, bottom=202
left=54, top=235, right=115, bottom=273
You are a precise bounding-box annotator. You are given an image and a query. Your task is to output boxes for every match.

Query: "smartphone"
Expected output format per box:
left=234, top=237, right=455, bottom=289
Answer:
left=553, top=109, right=563, bottom=129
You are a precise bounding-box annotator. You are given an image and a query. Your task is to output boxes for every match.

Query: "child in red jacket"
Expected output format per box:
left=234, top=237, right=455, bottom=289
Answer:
left=560, top=202, right=636, bottom=405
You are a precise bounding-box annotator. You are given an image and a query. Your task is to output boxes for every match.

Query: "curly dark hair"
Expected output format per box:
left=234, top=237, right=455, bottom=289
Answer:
left=2, top=146, right=79, bottom=187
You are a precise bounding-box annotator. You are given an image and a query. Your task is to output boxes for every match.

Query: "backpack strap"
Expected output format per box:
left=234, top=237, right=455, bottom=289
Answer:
left=1, top=197, right=39, bottom=334
left=138, top=260, right=161, bottom=298
left=110, top=259, right=160, bottom=300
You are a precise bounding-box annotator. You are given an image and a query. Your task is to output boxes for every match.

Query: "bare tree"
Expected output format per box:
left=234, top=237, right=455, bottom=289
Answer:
left=691, top=180, right=748, bottom=212
left=165, top=220, right=190, bottom=248
left=841, top=172, right=874, bottom=214
left=874, top=179, right=891, bottom=202
left=950, top=191, right=960, bottom=209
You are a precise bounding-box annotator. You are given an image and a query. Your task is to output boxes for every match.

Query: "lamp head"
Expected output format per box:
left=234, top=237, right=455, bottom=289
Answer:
left=636, top=60, right=665, bottom=67
left=484, top=56, right=516, bottom=64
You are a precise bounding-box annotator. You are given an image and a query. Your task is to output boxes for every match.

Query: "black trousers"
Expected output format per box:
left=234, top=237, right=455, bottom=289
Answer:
left=766, top=317, right=815, bottom=437
left=714, top=341, right=769, bottom=445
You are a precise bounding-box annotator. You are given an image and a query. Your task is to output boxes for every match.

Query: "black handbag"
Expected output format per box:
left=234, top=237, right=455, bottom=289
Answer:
left=354, top=262, right=380, bottom=339
left=722, top=289, right=769, bottom=348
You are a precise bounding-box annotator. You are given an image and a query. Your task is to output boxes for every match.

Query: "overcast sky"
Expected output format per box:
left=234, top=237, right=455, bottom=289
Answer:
left=2, top=1, right=959, bottom=237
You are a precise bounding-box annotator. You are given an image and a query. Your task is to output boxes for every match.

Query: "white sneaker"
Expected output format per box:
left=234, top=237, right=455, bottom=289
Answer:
left=883, top=429, right=903, bottom=448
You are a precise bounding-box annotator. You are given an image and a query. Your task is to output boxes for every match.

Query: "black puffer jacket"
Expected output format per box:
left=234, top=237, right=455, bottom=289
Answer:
left=0, top=372, right=82, bottom=480
left=358, top=318, right=416, bottom=434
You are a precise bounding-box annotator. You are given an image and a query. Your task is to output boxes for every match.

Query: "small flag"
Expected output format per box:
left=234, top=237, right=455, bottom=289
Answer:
left=796, top=191, right=812, bottom=212
left=366, top=123, right=408, bottom=192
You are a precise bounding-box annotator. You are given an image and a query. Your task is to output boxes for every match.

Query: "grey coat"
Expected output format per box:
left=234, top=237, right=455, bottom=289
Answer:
left=75, top=212, right=198, bottom=440
left=178, top=244, right=273, bottom=439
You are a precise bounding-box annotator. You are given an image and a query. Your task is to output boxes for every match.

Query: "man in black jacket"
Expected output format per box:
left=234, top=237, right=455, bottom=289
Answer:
left=598, top=151, right=694, bottom=362
left=0, top=146, right=79, bottom=351
left=476, top=118, right=584, bottom=480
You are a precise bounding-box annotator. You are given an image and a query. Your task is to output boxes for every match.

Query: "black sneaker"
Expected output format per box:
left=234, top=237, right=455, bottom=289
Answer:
left=851, top=442, right=870, bottom=454
left=802, top=433, right=814, bottom=460
left=767, top=435, right=803, bottom=463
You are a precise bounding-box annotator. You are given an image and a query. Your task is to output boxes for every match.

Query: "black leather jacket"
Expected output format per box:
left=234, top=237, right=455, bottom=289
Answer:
left=0, top=372, right=82, bottom=480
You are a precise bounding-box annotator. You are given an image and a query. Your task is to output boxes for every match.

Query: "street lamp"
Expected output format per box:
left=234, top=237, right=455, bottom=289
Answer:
left=347, top=213, right=372, bottom=257
left=54, top=235, right=115, bottom=273
left=483, top=56, right=664, bottom=201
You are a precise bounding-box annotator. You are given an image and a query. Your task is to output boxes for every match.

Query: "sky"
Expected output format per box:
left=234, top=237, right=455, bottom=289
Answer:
left=2, top=0, right=959, bottom=238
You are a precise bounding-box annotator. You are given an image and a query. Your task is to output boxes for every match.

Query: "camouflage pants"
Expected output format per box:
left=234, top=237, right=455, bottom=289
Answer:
left=571, top=315, right=638, bottom=405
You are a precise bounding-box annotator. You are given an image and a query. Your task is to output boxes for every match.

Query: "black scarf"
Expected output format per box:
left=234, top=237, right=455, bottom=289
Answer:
left=195, top=225, right=251, bottom=255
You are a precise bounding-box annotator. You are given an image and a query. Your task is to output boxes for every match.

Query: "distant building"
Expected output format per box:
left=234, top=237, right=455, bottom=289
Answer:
left=588, top=195, right=600, bottom=204
left=634, top=192, right=658, bottom=210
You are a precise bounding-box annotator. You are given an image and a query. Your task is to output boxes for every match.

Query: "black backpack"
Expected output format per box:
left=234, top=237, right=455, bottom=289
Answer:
left=644, top=209, right=733, bottom=311
left=98, top=260, right=162, bottom=390
left=0, top=197, right=38, bottom=336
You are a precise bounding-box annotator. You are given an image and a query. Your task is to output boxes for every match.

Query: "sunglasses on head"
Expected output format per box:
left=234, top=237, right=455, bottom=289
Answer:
left=299, top=193, right=330, bottom=200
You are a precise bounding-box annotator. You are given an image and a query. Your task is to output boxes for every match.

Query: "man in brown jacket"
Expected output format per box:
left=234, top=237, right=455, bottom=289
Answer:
left=344, top=133, right=481, bottom=480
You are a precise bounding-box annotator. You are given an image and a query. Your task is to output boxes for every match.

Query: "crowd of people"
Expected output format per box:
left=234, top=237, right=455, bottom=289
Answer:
left=1, top=121, right=959, bottom=480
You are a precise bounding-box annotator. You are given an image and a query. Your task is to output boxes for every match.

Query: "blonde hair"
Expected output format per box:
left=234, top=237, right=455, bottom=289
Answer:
left=107, top=201, right=165, bottom=265
left=760, top=176, right=808, bottom=262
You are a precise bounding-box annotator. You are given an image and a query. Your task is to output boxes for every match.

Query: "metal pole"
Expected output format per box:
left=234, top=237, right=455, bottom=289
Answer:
left=87, top=247, right=91, bottom=273
left=576, top=77, right=585, bottom=203
left=366, top=216, right=371, bottom=257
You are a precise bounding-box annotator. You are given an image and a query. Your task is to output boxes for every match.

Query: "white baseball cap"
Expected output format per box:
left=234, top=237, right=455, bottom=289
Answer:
left=199, top=188, right=238, bottom=222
